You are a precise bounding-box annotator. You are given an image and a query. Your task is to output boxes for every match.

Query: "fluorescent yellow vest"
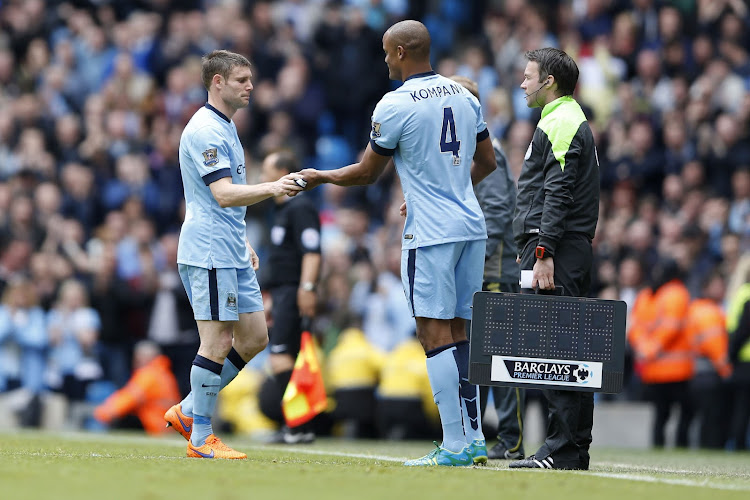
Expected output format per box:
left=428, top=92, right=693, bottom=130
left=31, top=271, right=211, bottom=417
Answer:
left=727, top=283, right=750, bottom=362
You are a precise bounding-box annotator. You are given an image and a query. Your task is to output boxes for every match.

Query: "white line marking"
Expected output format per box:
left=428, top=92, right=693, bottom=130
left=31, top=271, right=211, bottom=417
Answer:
left=264, top=445, right=406, bottom=463
left=581, top=472, right=750, bottom=492
left=5, top=431, right=750, bottom=491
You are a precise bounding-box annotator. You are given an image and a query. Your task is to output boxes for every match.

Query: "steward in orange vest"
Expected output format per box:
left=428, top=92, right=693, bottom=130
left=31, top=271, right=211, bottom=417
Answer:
left=685, top=271, right=731, bottom=448
left=628, top=259, right=693, bottom=447
left=630, top=281, right=693, bottom=384
left=687, top=300, right=731, bottom=380
left=94, top=341, right=181, bottom=434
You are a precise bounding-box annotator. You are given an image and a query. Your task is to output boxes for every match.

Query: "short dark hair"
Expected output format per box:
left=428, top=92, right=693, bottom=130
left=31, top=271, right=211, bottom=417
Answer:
left=525, top=47, right=579, bottom=96
left=201, top=50, right=251, bottom=90
left=268, top=150, right=300, bottom=173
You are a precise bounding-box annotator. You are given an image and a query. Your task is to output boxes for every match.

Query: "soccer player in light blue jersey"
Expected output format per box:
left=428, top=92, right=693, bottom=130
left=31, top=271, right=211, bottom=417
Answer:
left=164, top=50, right=303, bottom=459
left=299, top=21, right=497, bottom=466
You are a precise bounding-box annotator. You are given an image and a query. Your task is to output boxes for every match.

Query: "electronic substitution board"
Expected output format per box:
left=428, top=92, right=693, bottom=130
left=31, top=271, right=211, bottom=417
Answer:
left=469, top=292, right=627, bottom=393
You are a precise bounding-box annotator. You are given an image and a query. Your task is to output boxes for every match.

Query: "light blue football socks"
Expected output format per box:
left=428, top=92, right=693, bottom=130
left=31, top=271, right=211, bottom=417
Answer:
left=180, top=348, right=247, bottom=417
left=425, top=345, right=466, bottom=453
left=189, top=355, right=222, bottom=447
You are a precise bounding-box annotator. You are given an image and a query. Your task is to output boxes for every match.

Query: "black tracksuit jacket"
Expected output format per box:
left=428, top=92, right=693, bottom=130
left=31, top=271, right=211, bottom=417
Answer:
left=513, top=96, right=599, bottom=256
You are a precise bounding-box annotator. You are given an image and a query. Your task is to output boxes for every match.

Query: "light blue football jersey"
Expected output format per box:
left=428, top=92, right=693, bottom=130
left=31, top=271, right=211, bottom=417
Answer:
left=177, top=104, right=250, bottom=269
left=370, top=71, right=489, bottom=249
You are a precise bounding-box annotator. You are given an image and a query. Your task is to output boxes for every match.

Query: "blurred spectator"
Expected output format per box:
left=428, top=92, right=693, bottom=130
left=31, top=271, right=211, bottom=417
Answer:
left=0, top=239, right=33, bottom=297
left=456, top=45, right=498, bottom=110
left=46, top=278, right=103, bottom=403
left=28, top=251, right=62, bottom=311
left=325, top=327, right=384, bottom=438
left=621, top=119, right=665, bottom=195
left=728, top=168, right=750, bottom=238
left=93, top=340, right=180, bottom=434
left=2, top=194, right=45, bottom=249
left=59, top=162, right=102, bottom=237
left=686, top=270, right=731, bottom=449
left=629, top=259, right=693, bottom=448
left=701, top=113, right=750, bottom=198
left=618, top=256, right=645, bottom=312
left=102, top=154, right=160, bottom=216
left=0, top=277, right=47, bottom=426
left=349, top=242, right=414, bottom=352
left=313, top=3, right=389, bottom=149
left=88, top=241, right=153, bottom=388
left=0, top=0, right=748, bottom=443
left=146, top=233, right=198, bottom=398
left=376, top=335, right=439, bottom=440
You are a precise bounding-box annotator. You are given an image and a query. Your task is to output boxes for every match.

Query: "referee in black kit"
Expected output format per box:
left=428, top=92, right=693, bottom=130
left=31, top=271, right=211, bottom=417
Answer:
left=510, top=48, right=599, bottom=470
left=258, top=150, right=322, bottom=444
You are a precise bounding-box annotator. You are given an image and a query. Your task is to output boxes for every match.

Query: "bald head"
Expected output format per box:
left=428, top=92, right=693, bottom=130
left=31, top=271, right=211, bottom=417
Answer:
left=385, top=20, right=431, bottom=61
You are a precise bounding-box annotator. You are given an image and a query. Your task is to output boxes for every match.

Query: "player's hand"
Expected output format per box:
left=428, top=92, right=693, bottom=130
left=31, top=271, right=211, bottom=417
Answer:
left=297, top=168, right=323, bottom=190
left=246, top=238, right=260, bottom=270
left=297, top=288, right=317, bottom=317
left=532, top=256, right=555, bottom=290
left=275, top=174, right=304, bottom=197
left=399, top=201, right=407, bottom=217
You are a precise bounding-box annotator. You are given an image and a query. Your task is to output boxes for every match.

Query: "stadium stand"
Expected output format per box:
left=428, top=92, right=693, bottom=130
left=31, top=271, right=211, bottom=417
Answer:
left=0, top=0, right=748, bottom=449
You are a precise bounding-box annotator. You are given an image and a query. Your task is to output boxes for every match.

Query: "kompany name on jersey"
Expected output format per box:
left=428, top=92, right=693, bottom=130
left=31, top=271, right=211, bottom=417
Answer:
left=409, top=83, right=466, bottom=102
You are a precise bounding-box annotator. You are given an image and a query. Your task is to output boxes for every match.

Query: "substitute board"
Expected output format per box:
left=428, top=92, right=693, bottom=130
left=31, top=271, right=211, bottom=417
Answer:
left=469, top=292, right=627, bottom=393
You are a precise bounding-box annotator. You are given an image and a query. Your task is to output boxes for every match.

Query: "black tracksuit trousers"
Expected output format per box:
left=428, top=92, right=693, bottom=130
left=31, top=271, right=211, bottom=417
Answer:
left=519, top=233, right=594, bottom=470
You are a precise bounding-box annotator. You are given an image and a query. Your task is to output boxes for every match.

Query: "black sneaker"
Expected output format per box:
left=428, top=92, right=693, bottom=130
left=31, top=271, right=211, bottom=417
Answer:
left=509, top=455, right=581, bottom=470
left=267, top=426, right=315, bottom=445
left=282, top=429, right=315, bottom=444
left=508, top=455, right=555, bottom=469
left=487, top=441, right=525, bottom=460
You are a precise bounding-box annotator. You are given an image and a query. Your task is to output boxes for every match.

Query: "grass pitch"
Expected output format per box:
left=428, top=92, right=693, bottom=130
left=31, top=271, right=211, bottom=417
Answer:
left=1, top=431, right=749, bottom=500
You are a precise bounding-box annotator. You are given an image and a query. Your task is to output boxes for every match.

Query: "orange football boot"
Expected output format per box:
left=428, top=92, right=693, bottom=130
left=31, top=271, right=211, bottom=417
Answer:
left=187, top=434, right=247, bottom=459
left=164, top=404, right=193, bottom=441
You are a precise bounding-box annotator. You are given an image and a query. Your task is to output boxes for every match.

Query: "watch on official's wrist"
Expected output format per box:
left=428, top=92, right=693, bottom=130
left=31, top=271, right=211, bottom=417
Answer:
left=535, top=245, right=552, bottom=260
left=300, top=282, right=316, bottom=292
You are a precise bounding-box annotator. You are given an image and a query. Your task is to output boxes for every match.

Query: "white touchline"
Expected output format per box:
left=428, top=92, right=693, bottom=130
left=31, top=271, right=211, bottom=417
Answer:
left=581, top=472, right=750, bottom=492
left=245, top=445, right=750, bottom=492
left=9, top=431, right=750, bottom=492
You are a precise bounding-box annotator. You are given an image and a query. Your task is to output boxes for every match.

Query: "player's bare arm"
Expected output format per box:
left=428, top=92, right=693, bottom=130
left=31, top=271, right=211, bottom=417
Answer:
left=298, top=143, right=391, bottom=189
left=209, top=175, right=303, bottom=207
left=297, top=252, right=321, bottom=318
left=471, top=136, right=496, bottom=185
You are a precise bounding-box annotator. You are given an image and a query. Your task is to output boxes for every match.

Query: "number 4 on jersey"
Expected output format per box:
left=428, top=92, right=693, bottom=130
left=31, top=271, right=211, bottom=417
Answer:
left=440, top=107, right=461, bottom=165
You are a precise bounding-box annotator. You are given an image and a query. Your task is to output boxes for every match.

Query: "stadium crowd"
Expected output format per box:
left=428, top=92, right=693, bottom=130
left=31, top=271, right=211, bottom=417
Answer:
left=0, top=0, right=749, bottom=450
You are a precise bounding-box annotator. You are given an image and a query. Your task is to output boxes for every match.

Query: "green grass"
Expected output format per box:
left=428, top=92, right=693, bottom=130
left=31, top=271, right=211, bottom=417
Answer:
left=1, top=431, right=749, bottom=500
